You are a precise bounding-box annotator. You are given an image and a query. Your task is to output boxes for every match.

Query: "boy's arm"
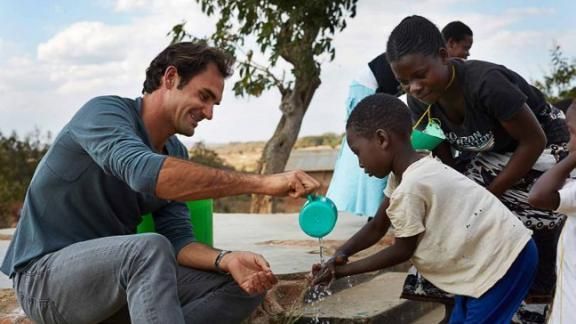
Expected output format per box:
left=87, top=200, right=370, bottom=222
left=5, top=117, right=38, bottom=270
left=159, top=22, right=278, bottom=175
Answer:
left=334, top=197, right=392, bottom=258
left=335, top=235, right=419, bottom=277
left=528, top=152, right=576, bottom=210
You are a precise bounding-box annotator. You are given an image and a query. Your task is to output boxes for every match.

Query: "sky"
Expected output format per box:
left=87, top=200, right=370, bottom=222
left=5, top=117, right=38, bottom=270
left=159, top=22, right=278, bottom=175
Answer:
left=1, top=0, right=575, bottom=146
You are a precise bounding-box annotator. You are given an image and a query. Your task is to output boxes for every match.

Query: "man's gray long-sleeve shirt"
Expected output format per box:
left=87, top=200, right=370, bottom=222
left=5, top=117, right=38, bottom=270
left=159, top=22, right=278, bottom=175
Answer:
left=2, top=96, right=196, bottom=277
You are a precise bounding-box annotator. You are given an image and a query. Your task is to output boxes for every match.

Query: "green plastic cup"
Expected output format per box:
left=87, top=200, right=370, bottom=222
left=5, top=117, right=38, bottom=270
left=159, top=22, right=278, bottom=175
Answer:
left=411, top=121, right=445, bottom=150
left=137, top=199, right=213, bottom=246
left=299, top=195, right=338, bottom=238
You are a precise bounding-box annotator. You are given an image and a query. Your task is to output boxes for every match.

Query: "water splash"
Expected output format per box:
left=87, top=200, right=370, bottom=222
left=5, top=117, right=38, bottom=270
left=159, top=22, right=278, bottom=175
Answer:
left=318, top=237, right=324, bottom=265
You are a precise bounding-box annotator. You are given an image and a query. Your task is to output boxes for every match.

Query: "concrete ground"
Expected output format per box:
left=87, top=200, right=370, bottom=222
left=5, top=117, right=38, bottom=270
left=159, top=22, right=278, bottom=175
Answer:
left=213, top=212, right=366, bottom=275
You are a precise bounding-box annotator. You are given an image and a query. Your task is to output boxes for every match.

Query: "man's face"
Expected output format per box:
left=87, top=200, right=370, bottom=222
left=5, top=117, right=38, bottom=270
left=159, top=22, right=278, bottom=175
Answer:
left=346, top=129, right=392, bottom=179
left=446, top=35, right=473, bottom=59
left=390, top=52, right=450, bottom=105
left=165, top=63, right=224, bottom=137
left=566, top=105, right=576, bottom=152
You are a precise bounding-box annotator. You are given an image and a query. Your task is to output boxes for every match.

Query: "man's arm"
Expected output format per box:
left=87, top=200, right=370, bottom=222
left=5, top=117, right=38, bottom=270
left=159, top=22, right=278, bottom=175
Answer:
left=177, top=243, right=277, bottom=294
left=155, top=157, right=319, bottom=201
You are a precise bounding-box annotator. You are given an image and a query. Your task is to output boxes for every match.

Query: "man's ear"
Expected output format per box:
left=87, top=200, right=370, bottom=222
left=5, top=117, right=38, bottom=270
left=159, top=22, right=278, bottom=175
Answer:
left=375, top=129, right=390, bottom=149
left=163, top=66, right=178, bottom=89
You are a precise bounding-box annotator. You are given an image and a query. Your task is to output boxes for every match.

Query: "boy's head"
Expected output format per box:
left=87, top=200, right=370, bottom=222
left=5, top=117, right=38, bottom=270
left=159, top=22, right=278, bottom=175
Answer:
left=346, top=94, right=412, bottom=178
left=386, top=15, right=453, bottom=105
left=442, top=21, right=473, bottom=59
left=566, top=99, right=576, bottom=152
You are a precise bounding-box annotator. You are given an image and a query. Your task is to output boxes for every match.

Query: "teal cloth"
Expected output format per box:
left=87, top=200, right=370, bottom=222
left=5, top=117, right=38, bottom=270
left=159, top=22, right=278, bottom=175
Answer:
left=326, top=81, right=388, bottom=216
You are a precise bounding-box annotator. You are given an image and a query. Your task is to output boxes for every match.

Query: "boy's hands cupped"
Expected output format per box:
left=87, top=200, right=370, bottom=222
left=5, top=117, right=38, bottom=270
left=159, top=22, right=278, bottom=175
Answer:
left=309, top=252, right=349, bottom=286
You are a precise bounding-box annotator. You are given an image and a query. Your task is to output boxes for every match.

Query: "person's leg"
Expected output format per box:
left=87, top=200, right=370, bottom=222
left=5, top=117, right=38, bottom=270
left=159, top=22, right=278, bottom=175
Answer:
left=176, top=266, right=264, bottom=324
left=14, top=233, right=185, bottom=324
left=456, top=239, right=538, bottom=323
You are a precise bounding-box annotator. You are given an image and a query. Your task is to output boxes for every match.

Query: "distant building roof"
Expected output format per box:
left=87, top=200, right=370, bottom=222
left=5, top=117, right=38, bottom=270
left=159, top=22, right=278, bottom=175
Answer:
left=284, top=146, right=339, bottom=172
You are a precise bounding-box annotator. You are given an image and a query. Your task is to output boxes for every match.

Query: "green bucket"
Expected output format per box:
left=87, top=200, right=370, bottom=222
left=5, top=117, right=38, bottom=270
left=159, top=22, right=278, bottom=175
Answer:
left=411, top=121, right=445, bottom=150
left=137, top=199, right=214, bottom=246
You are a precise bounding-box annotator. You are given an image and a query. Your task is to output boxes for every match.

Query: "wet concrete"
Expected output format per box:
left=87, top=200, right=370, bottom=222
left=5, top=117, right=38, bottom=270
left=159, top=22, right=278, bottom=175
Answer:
left=295, top=272, right=440, bottom=323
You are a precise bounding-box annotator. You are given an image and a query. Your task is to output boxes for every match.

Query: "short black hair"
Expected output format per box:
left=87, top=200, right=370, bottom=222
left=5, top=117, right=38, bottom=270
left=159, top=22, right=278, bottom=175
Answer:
left=142, top=42, right=235, bottom=94
left=386, top=15, right=445, bottom=63
left=346, top=94, right=412, bottom=139
left=442, top=21, right=473, bottom=42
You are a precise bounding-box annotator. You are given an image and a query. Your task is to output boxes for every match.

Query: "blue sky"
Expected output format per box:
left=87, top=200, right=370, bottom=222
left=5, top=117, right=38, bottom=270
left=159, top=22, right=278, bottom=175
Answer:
left=1, top=0, right=575, bottom=144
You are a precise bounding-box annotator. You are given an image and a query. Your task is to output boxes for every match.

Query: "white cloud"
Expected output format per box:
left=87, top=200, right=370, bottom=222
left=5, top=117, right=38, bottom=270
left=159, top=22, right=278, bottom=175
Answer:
left=114, top=0, right=149, bottom=11
left=38, top=22, right=128, bottom=64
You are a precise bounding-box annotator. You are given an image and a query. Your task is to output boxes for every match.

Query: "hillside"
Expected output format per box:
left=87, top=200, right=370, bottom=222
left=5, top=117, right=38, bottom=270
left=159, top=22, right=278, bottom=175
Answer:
left=208, top=141, right=265, bottom=172
left=204, top=133, right=343, bottom=172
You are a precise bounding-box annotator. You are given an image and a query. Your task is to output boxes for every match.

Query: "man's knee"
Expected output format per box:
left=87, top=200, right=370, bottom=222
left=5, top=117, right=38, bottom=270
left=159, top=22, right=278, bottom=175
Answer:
left=129, top=233, right=175, bottom=263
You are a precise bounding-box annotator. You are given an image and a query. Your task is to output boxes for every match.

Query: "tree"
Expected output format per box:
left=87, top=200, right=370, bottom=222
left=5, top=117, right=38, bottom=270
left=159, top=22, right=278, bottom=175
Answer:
left=171, top=0, right=357, bottom=212
left=0, top=129, right=50, bottom=226
left=534, top=43, right=576, bottom=104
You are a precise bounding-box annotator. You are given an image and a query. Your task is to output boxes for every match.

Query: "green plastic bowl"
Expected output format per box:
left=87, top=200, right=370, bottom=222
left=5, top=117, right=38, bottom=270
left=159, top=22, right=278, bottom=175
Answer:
left=411, top=129, right=444, bottom=150
left=299, top=195, right=338, bottom=238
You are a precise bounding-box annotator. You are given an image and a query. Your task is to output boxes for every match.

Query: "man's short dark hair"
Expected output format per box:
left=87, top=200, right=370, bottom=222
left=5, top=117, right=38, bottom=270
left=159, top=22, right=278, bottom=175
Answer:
left=386, top=15, right=445, bottom=63
left=142, top=42, right=235, bottom=94
left=442, top=21, right=473, bottom=42
left=346, top=93, right=412, bottom=139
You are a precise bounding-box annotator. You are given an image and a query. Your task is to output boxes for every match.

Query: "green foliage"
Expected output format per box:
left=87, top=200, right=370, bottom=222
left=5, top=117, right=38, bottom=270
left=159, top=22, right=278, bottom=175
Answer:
left=534, top=44, right=576, bottom=103
left=188, top=142, right=235, bottom=170
left=294, top=132, right=343, bottom=148
left=0, top=129, right=50, bottom=226
left=170, top=0, right=357, bottom=97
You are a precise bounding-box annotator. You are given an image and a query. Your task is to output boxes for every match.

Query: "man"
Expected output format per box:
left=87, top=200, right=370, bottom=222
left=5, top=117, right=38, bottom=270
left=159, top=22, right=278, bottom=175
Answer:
left=1, top=42, right=320, bottom=324
left=442, top=20, right=474, bottom=59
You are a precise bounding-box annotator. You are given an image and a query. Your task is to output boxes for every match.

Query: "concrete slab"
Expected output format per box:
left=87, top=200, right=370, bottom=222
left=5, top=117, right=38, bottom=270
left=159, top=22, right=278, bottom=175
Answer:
left=213, top=212, right=367, bottom=275
left=0, top=241, right=11, bottom=289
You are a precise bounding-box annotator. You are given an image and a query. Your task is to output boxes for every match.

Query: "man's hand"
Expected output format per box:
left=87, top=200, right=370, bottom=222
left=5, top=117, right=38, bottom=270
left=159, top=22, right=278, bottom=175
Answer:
left=219, top=251, right=278, bottom=295
left=310, top=252, right=349, bottom=286
left=264, top=170, right=321, bottom=198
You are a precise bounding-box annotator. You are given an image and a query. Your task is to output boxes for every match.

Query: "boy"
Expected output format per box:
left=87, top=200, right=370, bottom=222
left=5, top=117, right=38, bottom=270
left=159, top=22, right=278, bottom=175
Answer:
left=312, top=93, right=537, bottom=323
left=529, top=99, right=576, bottom=323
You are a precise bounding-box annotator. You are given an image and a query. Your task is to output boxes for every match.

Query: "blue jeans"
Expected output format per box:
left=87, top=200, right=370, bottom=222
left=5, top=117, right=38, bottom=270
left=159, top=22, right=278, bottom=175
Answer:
left=13, top=234, right=263, bottom=324
left=449, top=239, right=538, bottom=324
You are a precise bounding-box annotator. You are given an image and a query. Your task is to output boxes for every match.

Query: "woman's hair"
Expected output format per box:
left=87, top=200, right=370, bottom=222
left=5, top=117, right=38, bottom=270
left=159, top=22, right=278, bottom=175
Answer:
left=386, top=15, right=445, bottom=63
left=142, top=42, right=235, bottom=94
left=347, top=93, right=412, bottom=139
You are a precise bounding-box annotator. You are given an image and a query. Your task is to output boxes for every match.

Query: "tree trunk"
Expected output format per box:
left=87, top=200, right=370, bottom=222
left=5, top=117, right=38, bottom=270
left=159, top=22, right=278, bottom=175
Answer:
left=250, top=76, right=321, bottom=213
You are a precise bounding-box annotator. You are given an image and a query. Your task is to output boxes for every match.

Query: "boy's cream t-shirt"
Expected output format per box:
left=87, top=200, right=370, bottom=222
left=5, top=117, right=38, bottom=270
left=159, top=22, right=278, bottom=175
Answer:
left=384, top=155, right=532, bottom=298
